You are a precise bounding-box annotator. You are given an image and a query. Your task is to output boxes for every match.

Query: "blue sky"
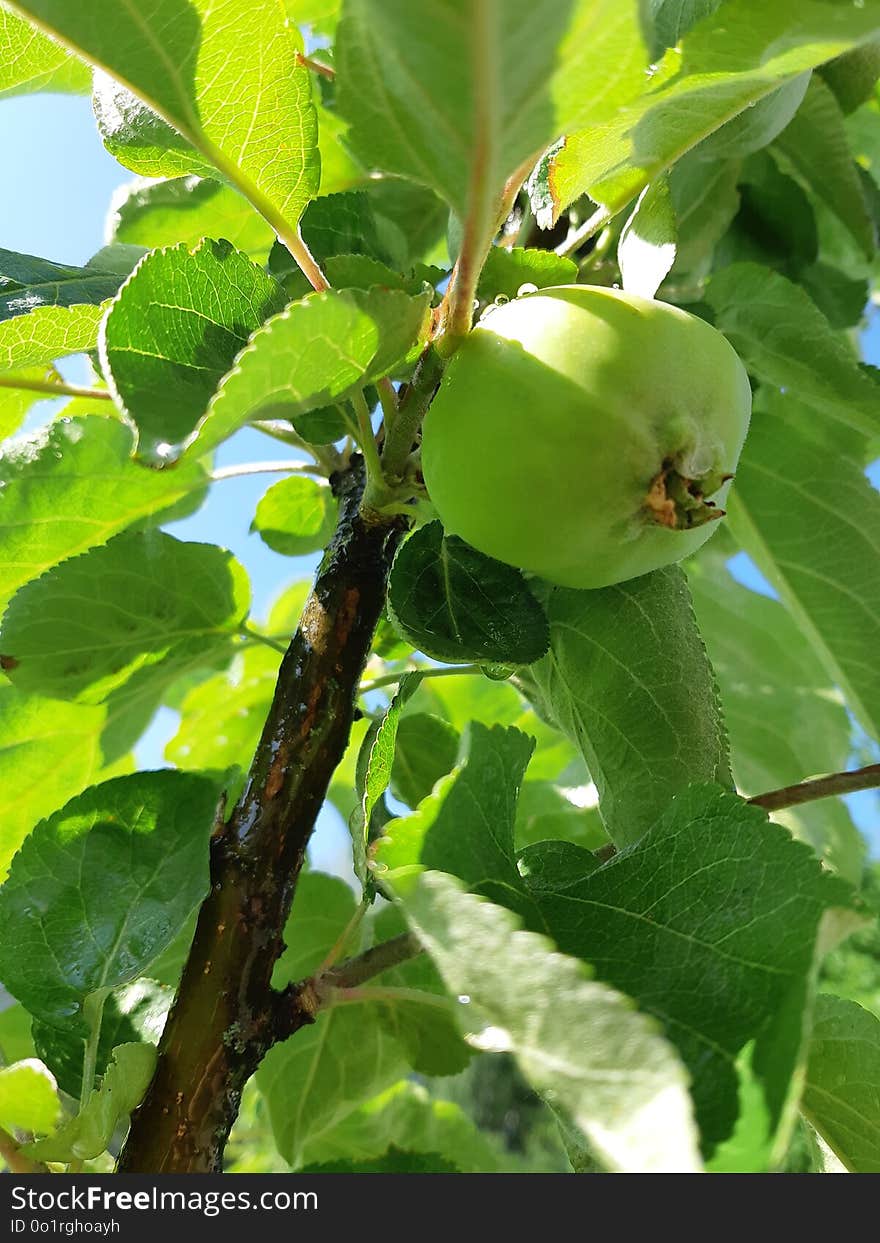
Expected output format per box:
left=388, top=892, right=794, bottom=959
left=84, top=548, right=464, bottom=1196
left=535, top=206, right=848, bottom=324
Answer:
left=1, top=90, right=877, bottom=857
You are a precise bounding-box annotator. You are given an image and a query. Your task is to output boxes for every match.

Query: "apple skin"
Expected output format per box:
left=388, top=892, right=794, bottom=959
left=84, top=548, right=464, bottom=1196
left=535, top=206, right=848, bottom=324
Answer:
left=421, top=285, right=752, bottom=589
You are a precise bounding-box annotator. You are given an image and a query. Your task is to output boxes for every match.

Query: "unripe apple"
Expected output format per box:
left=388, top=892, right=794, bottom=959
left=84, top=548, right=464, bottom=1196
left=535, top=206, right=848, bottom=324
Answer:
left=421, top=285, right=751, bottom=589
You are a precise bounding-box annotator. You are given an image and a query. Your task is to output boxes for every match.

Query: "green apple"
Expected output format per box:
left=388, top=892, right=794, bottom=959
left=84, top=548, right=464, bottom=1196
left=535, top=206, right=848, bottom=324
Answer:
left=421, top=285, right=751, bottom=589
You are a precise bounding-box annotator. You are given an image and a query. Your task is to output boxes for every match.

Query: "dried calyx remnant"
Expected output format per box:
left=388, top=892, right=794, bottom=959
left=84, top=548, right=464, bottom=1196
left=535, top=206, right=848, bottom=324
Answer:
left=643, top=460, right=733, bottom=531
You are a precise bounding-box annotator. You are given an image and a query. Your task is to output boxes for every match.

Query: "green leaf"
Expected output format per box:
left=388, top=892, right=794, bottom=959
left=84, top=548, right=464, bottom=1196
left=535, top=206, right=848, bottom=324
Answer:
left=525, top=784, right=856, bottom=1163
left=376, top=722, right=544, bottom=930
left=8, top=0, right=320, bottom=235
left=690, top=74, right=811, bottom=162
left=0, top=365, right=62, bottom=441
left=706, top=263, right=880, bottom=436
left=387, top=522, right=550, bottom=667
left=476, top=247, right=578, bottom=304
left=251, top=476, right=337, bottom=558
left=1, top=531, right=250, bottom=703
left=0, top=1059, right=59, bottom=1134
left=517, top=838, right=602, bottom=894
left=32, top=978, right=171, bottom=1102
left=688, top=548, right=864, bottom=883
left=314, top=100, right=364, bottom=198
left=193, top=286, right=431, bottom=458
left=101, top=239, right=288, bottom=463
left=0, top=6, right=89, bottom=98
left=110, top=176, right=276, bottom=264
left=390, top=870, right=702, bottom=1173
left=352, top=672, right=423, bottom=884
left=337, top=0, right=647, bottom=222
left=301, top=190, right=404, bottom=267
left=322, top=255, right=441, bottom=297
left=0, top=689, right=120, bottom=884
left=166, top=646, right=279, bottom=785
left=0, top=417, right=207, bottom=615
left=0, top=248, right=123, bottom=323
left=715, top=152, right=818, bottom=275
left=802, top=994, right=880, bottom=1172
left=92, top=73, right=218, bottom=183
left=0, top=770, right=219, bottom=1025
left=726, top=390, right=880, bottom=743
left=390, top=713, right=460, bottom=809
left=514, top=781, right=607, bottom=852
left=536, top=0, right=880, bottom=225
left=0, top=1005, right=37, bottom=1065
left=367, top=936, right=471, bottom=1078
left=96, top=635, right=234, bottom=768
left=799, top=262, right=869, bottom=329
left=260, top=1005, right=409, bottom=1169
left=774, top=75, right=876, bottom=257
left=0, top=304, right=106, bottom=373
left=300, top=1080, right=497, bottom=1172
left=259, top=873, right=409, bottom=1167
left=527, top=566, right=730, bottom=849
left=819, top=39, right=880, bottom=114
left=25, top=1043, right=156, bottom=1162
left=646, top=0, right=723, bottom=58
left=667, top=154, right=742, bottom=280
left=618, top=177, right=677, bottom=299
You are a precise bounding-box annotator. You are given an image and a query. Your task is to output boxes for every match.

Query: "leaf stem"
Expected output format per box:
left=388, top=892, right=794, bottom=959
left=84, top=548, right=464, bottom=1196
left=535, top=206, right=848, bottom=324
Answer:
left=315, top=898, right=371, bottom=977
left=80, top=990, right=108, bottom=1112
left=250, top=419, right=342, bottom=474
left=359, top=663, right=483, bottom=695
left=749, top=763, right=880, bottom=813
left=240, top=625, right=287, bottom=656
left=210, top=460, right=327, bottom=482
left=351, top=389, right=387, bottom=506
left=555, top=205, right=613, bottom=258
left=322, top=984, right=454, bottom=1013
left=295, top=51, right=335, bottom=80
left=0, top=1126, right=48, bottom=1175
left=376, top=377, right=398, bottom=425
left=378, top=345, right=445, bottom=486
left=0, top=374, right=112, bottom=403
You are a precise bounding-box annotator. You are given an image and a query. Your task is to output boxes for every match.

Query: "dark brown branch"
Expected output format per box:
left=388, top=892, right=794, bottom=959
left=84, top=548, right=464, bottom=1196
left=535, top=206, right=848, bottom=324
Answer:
left=323, top=932, right=422, bottom=991
left=749, top=763, right=880, bottom=813
left=269, top=935, right=422, bottom=1043
left=118, top=460, right=405, bottom=1173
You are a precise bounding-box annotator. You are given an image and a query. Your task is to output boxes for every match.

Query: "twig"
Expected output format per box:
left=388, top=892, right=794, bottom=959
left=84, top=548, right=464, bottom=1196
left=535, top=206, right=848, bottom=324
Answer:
left=322, top=932, right=422, bottom=990
left=749, top=764, right=880, bottom=813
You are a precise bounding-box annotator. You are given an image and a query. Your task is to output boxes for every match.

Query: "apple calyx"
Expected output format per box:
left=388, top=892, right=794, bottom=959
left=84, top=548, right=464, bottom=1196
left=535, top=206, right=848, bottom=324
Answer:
left=643, top=461, right=733, bottom=531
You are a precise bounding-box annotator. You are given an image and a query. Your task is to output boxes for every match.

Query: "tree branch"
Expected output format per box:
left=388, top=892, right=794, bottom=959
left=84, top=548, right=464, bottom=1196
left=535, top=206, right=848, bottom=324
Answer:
left=322, top=932, right=422, bottom=991
left=749, top=764, right=880, bottom=813
left=118, top=458, right=406, bottom=1173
